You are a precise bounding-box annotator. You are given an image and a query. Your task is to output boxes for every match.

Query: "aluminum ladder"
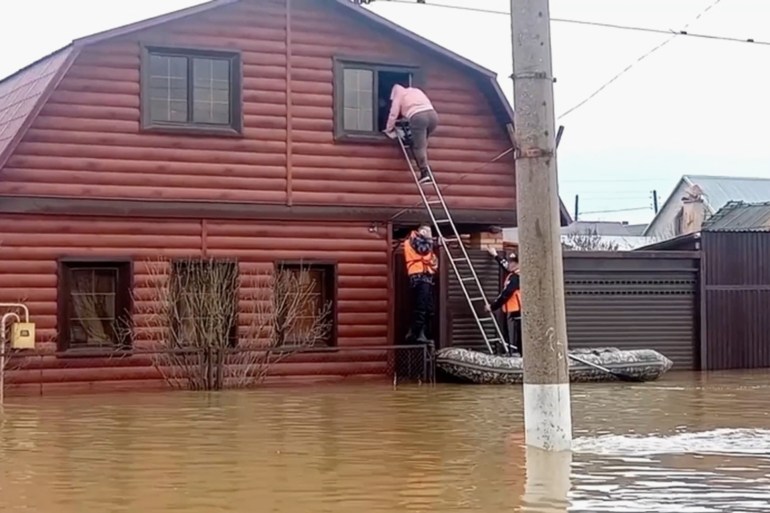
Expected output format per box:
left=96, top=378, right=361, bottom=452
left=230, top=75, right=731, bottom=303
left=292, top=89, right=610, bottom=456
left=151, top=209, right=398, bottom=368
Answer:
left=394, top=122, right=510, bottom=355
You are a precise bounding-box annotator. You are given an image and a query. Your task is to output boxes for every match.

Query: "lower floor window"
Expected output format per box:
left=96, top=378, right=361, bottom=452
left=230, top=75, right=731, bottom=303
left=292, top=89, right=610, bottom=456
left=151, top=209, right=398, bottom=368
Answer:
left=170, top=259, right=238, bottom=347
left=275, top=263, right=336, bottom=347
left=59, top=260, right=132, bottom=351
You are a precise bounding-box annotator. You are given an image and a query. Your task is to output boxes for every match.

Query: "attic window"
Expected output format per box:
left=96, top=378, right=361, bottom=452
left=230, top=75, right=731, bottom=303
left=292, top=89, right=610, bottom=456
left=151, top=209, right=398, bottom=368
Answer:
left=140, top=46, right=242, bottom=136
left=333, top=58, right=421, bottom=140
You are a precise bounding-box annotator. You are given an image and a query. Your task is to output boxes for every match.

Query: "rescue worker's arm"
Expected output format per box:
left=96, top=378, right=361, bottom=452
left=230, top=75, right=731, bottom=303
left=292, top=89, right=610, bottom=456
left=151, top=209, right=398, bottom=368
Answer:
left=489, top=273, right=519, bottom=312
left=410, top=234, right=433, bottom=256
left=486, top=246, right=508, bottom=272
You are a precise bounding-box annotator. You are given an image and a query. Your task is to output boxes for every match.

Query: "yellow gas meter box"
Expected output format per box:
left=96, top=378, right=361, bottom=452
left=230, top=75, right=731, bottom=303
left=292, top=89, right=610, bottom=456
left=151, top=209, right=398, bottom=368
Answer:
left=10, top=322, right=35, bottom=349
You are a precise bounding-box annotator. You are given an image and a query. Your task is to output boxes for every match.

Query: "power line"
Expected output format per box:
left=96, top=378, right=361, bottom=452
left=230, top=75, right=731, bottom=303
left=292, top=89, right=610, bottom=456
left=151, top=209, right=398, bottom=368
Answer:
left=560, top=178, right=671, bottom=183
left=580, top=206, right=652, bottom=215
left=557, top=0, right=724, bottom=119
left=360, top=0, right=770, bottom=47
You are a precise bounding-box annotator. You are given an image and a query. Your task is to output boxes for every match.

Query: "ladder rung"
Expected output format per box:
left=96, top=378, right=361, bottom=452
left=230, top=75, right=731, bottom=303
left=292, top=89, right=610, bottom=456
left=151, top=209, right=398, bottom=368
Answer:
left=462, top=277, right=476, bottom=282
left=470, top=297, right=486, bottom=302
left=480, top=318, right=495, bottom=322
left=434, top=219, right=452, bottom=224
left=426, top=200, right=442, bottom=205
left=442, top=238, right=459, bottom=244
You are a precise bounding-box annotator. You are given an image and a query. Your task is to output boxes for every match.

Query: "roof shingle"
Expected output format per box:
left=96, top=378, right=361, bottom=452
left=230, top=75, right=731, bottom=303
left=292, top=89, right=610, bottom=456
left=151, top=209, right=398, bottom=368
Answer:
left=0, top=47, right=72, bottom=167
left=684, top=174, right=770, bottom=213
left=702, top=200, right=770, bottom=232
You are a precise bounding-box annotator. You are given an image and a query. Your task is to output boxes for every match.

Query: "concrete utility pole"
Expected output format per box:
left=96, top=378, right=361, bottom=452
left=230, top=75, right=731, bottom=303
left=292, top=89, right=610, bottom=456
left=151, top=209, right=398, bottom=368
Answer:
left=510, top=0, right=572, bottom=451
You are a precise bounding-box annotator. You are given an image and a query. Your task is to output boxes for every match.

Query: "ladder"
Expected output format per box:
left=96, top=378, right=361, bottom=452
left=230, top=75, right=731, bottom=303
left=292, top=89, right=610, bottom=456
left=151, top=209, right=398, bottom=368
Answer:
left=394, top=122, right=510, bottom=356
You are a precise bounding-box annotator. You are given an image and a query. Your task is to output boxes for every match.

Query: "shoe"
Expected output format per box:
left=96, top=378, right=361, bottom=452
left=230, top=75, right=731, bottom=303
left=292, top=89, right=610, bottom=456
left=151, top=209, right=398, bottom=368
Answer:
left=418, top=169, right=432, bottom=184
left=416, top=328, right=434, bottom=345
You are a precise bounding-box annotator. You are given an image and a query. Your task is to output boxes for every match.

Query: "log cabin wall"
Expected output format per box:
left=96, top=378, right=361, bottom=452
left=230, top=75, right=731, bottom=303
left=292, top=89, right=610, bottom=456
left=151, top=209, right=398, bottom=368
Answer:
left=0, top=0, right=516, bottom=213
left=0, top=214, right=389, bottom=386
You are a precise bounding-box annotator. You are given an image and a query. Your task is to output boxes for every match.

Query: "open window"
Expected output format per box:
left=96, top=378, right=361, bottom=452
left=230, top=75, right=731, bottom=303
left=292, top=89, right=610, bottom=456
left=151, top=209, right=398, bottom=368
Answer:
left=376, top=70, right=413, bottom=132
left=334, top=58, right=420, bottom=140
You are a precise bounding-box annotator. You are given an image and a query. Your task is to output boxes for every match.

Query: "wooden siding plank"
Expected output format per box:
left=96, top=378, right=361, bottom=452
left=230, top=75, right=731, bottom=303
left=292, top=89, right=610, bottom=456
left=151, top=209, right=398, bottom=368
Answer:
left=0, top=214, right=390, bottom=382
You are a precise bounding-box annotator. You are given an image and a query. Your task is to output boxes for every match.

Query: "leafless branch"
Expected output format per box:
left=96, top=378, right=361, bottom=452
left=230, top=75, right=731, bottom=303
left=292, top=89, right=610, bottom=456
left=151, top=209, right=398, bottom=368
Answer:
left=121, top=258, right=332, bottom=390
left=562, top=229, right=620, bottom=252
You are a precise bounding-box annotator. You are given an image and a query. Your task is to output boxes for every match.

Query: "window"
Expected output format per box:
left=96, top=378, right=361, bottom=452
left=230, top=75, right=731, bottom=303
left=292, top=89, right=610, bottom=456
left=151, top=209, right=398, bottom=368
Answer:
left=58, top=260, right=132, bottom=351
left=170, top=260, right=238, bottom=347
left=274, top=263, right=336, bottom=347
left=333, top=58, right=420, bottom=139
left=141, top=46, right=242, bottom=134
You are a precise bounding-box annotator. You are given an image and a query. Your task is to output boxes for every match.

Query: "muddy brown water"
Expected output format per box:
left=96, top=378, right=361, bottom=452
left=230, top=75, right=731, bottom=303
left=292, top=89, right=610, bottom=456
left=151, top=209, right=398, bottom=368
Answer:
left=1, top=371, right=770, bottom=512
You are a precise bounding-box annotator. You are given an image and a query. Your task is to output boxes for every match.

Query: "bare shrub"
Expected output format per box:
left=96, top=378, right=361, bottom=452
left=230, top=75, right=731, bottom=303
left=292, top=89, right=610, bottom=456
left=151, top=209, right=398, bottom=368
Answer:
left=125, top=258, right=332, bottom=390
left=561, top=229, right=620, bottom=252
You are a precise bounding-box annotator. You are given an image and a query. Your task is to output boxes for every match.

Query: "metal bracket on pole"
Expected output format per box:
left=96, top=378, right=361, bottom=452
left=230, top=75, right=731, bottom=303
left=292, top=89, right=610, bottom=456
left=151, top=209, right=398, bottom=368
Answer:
left=517, top=146, right=553, bottom=159
left=510, top=71, right=556, bottom=83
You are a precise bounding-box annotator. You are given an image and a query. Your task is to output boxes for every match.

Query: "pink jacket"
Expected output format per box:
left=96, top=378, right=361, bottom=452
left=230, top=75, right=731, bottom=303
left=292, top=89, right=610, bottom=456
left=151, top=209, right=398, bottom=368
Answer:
left=385, top=84, right=435, bottom=132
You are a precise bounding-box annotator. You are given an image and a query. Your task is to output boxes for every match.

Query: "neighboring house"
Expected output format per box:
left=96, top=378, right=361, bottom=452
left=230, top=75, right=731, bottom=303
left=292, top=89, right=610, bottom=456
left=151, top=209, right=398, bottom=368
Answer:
left=638, top=200, right=770, bottom=371
left=0, top=0, right=569, bottom=389
left=644, top=174, right=770, bottom=239
left=504, top=221, right=653, bottom=251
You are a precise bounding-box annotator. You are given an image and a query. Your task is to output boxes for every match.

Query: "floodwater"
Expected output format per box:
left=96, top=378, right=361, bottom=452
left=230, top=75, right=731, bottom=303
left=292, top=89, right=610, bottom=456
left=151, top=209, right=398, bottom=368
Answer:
left=1, top=371, right=770, bottom=512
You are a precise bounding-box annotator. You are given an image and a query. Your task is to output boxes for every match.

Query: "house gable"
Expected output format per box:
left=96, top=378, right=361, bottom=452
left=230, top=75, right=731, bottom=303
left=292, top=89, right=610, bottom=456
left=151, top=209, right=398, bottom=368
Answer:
left=0, top=0, right=571, bottom=225
left=644, top=174, right=770, bottom=238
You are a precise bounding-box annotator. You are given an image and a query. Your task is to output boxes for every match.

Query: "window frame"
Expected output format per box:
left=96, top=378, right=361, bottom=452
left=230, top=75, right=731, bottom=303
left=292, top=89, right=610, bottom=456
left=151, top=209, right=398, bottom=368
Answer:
left=274, top=261, right=338, bottom=349
left=56, top=258, right=133, bottom=354
left=332, top=56, right=424, bottom=143
left=170, top=258, right=240, bottom=348
left=140, top=44, right=244, bottom=137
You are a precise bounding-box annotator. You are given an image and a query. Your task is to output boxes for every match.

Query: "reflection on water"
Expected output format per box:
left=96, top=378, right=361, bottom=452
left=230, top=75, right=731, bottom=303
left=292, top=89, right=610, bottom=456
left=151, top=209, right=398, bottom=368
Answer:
left=0, top=370, right=769, bottom=512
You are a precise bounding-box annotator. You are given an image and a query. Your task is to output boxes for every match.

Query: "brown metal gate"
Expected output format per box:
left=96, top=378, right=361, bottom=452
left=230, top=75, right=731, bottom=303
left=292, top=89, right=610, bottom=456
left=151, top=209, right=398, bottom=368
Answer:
left=702, top=231, right=770, bottom=370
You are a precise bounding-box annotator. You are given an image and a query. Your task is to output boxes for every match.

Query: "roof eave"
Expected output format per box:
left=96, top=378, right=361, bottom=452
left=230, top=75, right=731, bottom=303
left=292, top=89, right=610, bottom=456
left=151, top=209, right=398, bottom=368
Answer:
left=0, top=45, right=80, bottom=171
left=642, top=176, right=689, bottom=236
left=72, top=0, right=239, bottom=48
left=333, top=0, right=497, bottom=78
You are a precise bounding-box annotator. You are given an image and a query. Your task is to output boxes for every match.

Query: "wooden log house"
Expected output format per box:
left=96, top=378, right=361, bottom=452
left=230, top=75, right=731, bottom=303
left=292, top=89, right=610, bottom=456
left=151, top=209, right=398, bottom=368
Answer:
left=0, top=0, right=569, bottom=390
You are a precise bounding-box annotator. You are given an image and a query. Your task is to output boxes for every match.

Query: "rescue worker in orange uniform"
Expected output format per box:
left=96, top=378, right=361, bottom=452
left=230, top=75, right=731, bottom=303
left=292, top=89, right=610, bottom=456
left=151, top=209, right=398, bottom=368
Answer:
left=403, top=223, right=438, bottom=344
left=485, top=248, right=523, bottom=356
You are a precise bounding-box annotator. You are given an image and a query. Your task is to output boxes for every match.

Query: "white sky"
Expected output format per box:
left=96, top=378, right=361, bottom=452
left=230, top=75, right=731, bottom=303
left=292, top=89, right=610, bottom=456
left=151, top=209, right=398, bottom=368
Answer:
left=2, top=0, right=768, bottom=225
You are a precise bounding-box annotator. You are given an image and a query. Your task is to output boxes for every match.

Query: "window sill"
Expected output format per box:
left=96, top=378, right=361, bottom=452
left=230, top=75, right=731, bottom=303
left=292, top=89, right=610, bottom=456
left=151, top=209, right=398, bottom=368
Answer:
left=141, top=123, right=243, bottom=138
left=334, top=132, right=394, bottom=145
left=57, top=347, right=133, bottom=359
left=272, top=344, right=337, bottom=354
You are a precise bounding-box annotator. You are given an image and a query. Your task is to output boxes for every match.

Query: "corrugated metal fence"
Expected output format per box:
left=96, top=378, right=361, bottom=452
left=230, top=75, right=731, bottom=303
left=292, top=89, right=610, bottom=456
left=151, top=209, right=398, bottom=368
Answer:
left=702, top=231, right=770, bottom=370
left=564, top=252, right=699, bottom=370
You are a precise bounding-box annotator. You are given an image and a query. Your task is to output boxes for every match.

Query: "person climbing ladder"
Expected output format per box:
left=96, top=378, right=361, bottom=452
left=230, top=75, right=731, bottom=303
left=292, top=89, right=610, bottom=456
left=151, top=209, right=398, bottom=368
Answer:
left=383, top=84, right=439, bottom=184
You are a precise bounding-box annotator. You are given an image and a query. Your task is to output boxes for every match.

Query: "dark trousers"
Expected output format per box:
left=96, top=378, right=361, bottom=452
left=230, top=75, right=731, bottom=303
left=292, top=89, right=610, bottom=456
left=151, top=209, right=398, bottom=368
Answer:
left=409, top=110, right=439, bottom=171
left=506, top=313, right=523, bottom=356
left=409, top=278, right=434, bottom=341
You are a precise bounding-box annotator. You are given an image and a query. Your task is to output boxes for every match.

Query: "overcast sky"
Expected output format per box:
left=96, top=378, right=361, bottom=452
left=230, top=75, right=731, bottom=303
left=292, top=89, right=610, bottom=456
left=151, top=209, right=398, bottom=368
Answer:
left=2, top=0, right=768, bottom=225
